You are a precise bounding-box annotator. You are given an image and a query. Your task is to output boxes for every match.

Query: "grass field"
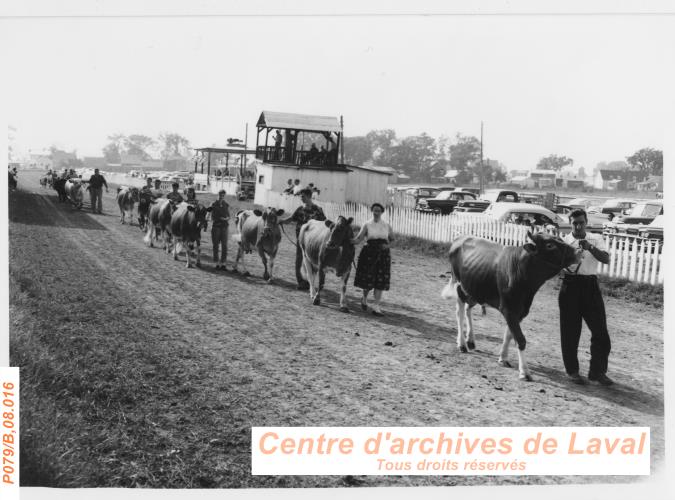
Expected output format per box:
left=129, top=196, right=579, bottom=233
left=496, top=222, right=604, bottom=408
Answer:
left=9, top=171, right=665, bottom=488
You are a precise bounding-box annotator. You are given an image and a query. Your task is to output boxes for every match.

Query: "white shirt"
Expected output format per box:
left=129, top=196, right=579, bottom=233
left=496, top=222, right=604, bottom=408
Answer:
left=562, top=232, right=606, bottom=275
left=292, top=184, right=304, bottom=195
left=354, top=219, right=393, bottom=243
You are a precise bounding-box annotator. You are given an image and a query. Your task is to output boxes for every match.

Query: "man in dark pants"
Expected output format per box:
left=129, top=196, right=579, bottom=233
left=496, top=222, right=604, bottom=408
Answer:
left=559, top=208, right=613, bottom=386
left=87, top=168, right=109, bottom=214
left=279, top=188, right=326, bottom=290
left=210, top=190, right=230, bottom=270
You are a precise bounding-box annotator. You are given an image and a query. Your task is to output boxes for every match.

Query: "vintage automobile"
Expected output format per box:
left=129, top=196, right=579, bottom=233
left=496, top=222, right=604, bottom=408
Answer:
left=482, top=202, right=572, bottom=233
left=404, top=186, right=454, bottom=205
left=454, top=189, right=520, bottom=213
left=416, top=190, right=478, bottom=214
left=603, top=200, right=663, bottom=235
left=637, top=215, right=664, bottom=243
left=598, top=198, right=637, bottom=220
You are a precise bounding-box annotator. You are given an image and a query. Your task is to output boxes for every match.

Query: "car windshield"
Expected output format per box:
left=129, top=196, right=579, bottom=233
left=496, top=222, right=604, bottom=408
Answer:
left=630, top=203, right=662, bottom=218
left=433, top=191, right=454, bottom=200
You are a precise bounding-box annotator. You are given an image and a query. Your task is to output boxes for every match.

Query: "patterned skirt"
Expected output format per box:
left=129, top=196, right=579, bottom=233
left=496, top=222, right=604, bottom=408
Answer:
left=354, top=239, right=391, bottom=291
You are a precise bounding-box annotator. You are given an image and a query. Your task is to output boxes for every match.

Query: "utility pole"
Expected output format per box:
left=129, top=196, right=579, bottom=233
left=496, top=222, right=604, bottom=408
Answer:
left=340, top=115, right=345, bottom=165
left=243, top=122, right=248, bottom=178
left=480, top=121, right=484, bottom=195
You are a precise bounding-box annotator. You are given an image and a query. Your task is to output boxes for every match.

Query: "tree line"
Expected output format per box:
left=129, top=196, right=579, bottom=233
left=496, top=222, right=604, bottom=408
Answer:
left=343, top=130, right=507, bottom=184
left=534, top=148, right=662, bottom=177
left=102, top=132, right=191, bottom=164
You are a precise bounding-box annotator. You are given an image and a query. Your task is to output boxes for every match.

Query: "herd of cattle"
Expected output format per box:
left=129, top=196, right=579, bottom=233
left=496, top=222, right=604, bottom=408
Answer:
left=41, top=175, right=583, bottom=382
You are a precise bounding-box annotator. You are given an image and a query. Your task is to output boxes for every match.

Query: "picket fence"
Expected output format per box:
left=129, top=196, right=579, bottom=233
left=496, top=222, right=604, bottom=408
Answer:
left=266, top=193, right=664, bottom=285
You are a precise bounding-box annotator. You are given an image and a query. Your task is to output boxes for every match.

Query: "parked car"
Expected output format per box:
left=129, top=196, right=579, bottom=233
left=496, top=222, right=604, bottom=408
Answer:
left=599, top=198, right=637, bottom=220
left=567, top=197, right=595, bottom=210
left=483, top=202, right=572, bottom=233
left=404, top=186, right=454, bottom=205
left=637, top=215, right=664, bottom=243
left=455, top=189, right=519, bottom=213
left=603, top=200, right=663, bottom=234
left=416, top=190, right=478, bottom=214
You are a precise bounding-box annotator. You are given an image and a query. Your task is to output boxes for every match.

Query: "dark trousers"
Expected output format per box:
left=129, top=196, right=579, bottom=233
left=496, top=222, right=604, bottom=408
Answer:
left=558, top=275, right=611, bottom=376
left=211, top=225, right=228, bottom=263
left=295, top=242, right=308, bottom=285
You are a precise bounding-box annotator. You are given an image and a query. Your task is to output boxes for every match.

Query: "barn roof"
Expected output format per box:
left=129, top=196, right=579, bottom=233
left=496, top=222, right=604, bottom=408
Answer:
left=257, top=111, right=341, bottom=133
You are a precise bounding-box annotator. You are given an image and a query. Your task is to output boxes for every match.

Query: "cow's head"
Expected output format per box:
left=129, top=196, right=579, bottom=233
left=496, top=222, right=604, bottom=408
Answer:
left=325, top=216, right=354, bottom=249
left=129, top=187, right=140, bottom=202
left=188, top=203, right=212, bottom=231
left=523, top=231, right=578, bottom=270
left=255, top=208, right=284, bottom=238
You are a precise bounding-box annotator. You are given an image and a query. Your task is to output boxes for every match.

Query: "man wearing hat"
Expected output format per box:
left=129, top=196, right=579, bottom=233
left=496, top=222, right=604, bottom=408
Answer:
left=166, top=182, right=184, bottom=204
left=210, top=190, right=231, bottom=270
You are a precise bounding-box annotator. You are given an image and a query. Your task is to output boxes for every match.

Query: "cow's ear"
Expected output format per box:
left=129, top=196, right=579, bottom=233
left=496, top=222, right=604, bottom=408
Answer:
left=324, top=220, right=333, bottom=228
left=524, top=243, right=537, bottom=254
left=347, top=217, right=353, bottom=224
left=206, top=206, right=213, bottom=212
left=276, top=209, right=284, bottom=216
left=253, top=209, right=263, bottom=217
left=187, top=205, right=196, bottom=212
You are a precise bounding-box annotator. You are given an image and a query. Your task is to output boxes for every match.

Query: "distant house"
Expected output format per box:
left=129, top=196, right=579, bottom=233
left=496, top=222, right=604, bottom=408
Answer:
left=367, top=165, right=398, bottom=183
left=528, top=169, right=557, bottom=188
left=593, top=169, right=648, bottom=190
left=636, top=175, right=663, bottom=192
left=50, top=149, right=77, bottom=169
left=508, top=169, right=530, bottom=187
left=28, top=151, right=52, bottom=170
left=557, top=166, right=587, bottom=189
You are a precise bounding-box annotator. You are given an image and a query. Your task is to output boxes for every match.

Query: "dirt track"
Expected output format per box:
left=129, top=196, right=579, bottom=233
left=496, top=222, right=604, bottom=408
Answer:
left=9, top=171, right=664, bottom=488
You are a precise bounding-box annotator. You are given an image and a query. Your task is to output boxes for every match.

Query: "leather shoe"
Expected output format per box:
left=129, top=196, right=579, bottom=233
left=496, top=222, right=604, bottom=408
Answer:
left=588, top=373, right=614, bottom=386
left=567, top=373, right=588, bottom=385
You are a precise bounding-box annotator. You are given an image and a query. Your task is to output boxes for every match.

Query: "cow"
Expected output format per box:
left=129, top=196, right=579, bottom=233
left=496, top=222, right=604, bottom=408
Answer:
left=39, top=175, right=49, bottom=188
left=441, top=231, right=579, bottom=381
left=298, top=216, right=355, bottom=311
left=116, top=186, right=140, bottom=224
left=232, top=208, right=285, bottom=282
left=144, top=198, right=176, bottom=252
left=53, top=177, right=67, bottom=202
left=64, top=179, right=85, bottom=209
left=168, top=201, right=211, bottom=268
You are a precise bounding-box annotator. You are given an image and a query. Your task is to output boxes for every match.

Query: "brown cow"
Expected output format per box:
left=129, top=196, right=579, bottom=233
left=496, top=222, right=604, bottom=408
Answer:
left=232, top=208, right=285, bottom=282
left=298, top=217, right=355, bottom=311
left=441, top=232, right=579, bottom=381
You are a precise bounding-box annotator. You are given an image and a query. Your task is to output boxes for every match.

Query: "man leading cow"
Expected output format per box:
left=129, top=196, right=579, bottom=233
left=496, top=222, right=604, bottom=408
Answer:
left=210, top=189, right=231, bottom=270
left=559, top=208, right=613, bottom=386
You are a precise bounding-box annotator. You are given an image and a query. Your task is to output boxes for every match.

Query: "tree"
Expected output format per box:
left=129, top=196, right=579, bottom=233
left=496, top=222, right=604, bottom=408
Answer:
left=124, top=134, right=155, bottom=161
left=102, top=133, right=125, bottom=164
left=626, top=148, right=663, bottom=176
left=158, top=132, right=191, bottom=160
left=388, top=133, right=437, bottom=181
left=366, top=129, right=397, bottom=165
left=343, top=136, right=373, bottom=166
left=536, top=154, right=573, bottom=171
left=449, top=134, right=481, bottom=184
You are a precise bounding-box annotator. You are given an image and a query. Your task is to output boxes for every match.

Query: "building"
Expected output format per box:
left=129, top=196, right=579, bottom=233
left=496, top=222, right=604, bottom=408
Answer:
left=528, top=169, right=557, bottom=188
left=253, top=111, right=390, bottom=206
left=593, top=169, right=649, bottom=190
left=636, top=175, right=663, bottom=192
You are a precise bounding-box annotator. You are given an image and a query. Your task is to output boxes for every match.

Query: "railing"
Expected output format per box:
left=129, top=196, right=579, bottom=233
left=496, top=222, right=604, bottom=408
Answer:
left=263, top=193, right=664, bottom=285
left=255, top=145, right=338, bottom=166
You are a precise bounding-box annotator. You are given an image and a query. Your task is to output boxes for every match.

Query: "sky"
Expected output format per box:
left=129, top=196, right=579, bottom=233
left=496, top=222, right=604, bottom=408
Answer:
left=2, top=14, right=674, bottom=171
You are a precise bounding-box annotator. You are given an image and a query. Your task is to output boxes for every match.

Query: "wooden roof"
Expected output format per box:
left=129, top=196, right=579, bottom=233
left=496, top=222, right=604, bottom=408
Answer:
left=257, top=111, right=341, bottom=133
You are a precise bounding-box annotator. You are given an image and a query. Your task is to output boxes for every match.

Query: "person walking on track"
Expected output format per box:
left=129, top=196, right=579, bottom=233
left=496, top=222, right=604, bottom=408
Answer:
left=87, top=168, right=108, bottom=214
left=279, top=188, right=326, bottom=290
left=210, top=189, right=230, bottom=270
left=559, top=208, right=613, bottom=386
left=351, top=203, right=394, bottom=316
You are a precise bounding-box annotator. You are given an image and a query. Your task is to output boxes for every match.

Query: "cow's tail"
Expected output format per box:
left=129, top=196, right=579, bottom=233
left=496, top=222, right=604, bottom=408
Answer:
left=441, top=276, right=458, bottom=300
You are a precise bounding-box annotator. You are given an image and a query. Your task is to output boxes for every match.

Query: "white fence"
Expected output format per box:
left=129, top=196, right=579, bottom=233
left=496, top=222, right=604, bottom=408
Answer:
left=264, top=193, right=664, bottom=285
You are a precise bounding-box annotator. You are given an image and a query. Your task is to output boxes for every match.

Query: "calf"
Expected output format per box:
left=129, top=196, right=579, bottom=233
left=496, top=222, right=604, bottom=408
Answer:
left=169, top=201, right=211, bottom=268
left=64, top=179, right=85, bottom=209
left=441, top=232, right=578, bottom=381
left=116, top=186, right=140, bottom=224
left=233, top=208, right=285, bottom=282
left=299, top=216, right=355, bottom=311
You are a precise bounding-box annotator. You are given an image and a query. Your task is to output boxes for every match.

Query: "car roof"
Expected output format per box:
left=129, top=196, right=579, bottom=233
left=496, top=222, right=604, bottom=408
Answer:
left=488, top=202, right=556, bottom=216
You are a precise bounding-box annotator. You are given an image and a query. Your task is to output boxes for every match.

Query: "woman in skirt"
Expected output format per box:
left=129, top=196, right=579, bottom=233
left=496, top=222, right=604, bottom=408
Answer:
left=351, top=203, right=394, bottom=316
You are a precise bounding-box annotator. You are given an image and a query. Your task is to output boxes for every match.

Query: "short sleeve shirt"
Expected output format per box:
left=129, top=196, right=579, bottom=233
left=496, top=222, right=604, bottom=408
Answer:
left=563, top=232, right=606, bottom=275
left=291, top=203, right=326, bottom=234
